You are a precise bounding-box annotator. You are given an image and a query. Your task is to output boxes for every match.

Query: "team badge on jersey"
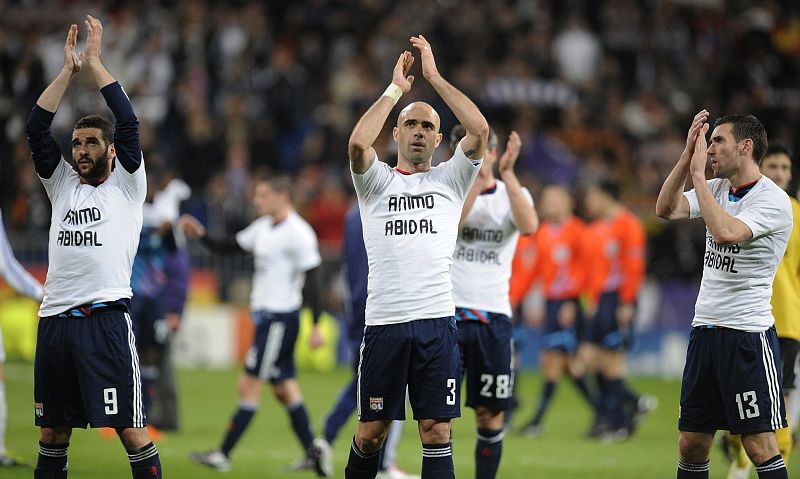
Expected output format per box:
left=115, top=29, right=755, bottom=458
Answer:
left=369, top=397, right=384, bottom=411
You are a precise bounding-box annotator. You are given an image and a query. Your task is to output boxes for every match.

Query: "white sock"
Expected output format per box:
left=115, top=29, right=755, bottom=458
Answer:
left=0, top=381, right=7, bottom=456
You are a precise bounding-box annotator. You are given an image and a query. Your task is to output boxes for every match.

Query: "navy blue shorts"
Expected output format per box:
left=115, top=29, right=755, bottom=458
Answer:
left=778, top=337, right=800, bottom=391
left=243, top=310, right=299, bottom=383
left=34, top=305, right=146, bottom=429
left=456, top=310, right=514, bottom=411
left=357, top=317, right=460, bottom=421
left=130, top=294, right=166, bottom=350
left=586, top=291, right=633, bottom=350
left=679, top=326, right=787, bottom=435
left=542, top=299, right=583, bottom=354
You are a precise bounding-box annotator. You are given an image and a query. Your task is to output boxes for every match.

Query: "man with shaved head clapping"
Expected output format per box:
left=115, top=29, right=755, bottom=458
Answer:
left=343, top=35, right=489, bottom=479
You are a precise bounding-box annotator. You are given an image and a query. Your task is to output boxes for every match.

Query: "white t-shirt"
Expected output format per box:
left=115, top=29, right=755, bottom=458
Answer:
left=39, top=159, right=146, bottom=317
left=235, top=211, right=321, bottom=312
left=684, top=176, right=792, bottom=331
left=352, top=143, right=482, bottom=325
left=451, top=181, right=532, bottom=317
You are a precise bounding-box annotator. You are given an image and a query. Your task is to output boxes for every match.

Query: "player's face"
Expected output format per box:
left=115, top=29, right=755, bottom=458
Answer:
left=760, top=153, right=792, bottom=191
left=583, top=186, right=603, bottom=219
left=252, top=182, right=277, bottom=216
left=707, top=124, right=742, bottom=180
left=540, top=186, right=572, bottom=221
left=71, top=127, right=113, bottom=182
left=394, top=104, right=442, bottom=165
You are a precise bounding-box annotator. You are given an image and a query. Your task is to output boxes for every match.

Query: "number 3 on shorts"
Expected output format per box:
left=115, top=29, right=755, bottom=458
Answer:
left=104, top=387, right=118, bottom=415
left=446, top=378, right=456, bottom=405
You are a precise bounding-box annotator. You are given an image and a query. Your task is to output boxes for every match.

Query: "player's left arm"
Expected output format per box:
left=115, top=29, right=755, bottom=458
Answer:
left=411, top=35, right=488, bottom=160
left=689, top=124, right=753, bottom=245
left=498, top=131, right=538, bottom=235
left=303, top=265, right=325, bottom=349
left=84, top=15, right=142, bottom=175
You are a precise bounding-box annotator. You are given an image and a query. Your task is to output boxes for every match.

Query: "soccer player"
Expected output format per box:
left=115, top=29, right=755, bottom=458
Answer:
left=344, top=35, right=488, bottom=479
left=184, top=176, right=331, bottom=477
left=320, top=202, right=419, bottom=479
left=518, top=184, right=596, bottom=437
left=25, top=16, right=160, bottom=478
left=657, top=110, right=792, bottom=478
left=449, top=125, right=537, bottom=479
left=581, top=179, right=651, bottom=439
left=722, top=143, right=800, bottom=478
left=0, top=208, right=44, bottom=467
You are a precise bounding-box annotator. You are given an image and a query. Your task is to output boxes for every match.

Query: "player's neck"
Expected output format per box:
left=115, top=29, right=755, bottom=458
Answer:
left=396, top=157, right=431, bottom=174
left=728, top=168, right=761, bottom=192
left=271, top=207, right=291, bottom=224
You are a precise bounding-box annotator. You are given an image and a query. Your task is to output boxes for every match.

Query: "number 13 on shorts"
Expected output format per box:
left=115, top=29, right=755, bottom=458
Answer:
left=735, top=390, right=760, bottom=419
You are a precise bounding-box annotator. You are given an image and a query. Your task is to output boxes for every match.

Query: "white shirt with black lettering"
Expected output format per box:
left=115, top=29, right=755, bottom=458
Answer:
left=451, top=181, right=532, bottom=317
left=39, top=159, right=146, bottom=317
left=352, top=143, right=482, bottom=326
left=235, top=211, right=321, bottom=313
left=684, top=176, right=792, bottom=331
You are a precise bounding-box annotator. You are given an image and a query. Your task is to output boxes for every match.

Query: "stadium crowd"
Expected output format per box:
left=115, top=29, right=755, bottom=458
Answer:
left=0, top=1, right=798, bottom=292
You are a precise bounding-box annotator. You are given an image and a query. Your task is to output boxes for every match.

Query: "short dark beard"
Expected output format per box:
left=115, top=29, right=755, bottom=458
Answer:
left=78, top=150, right=111, bottom=183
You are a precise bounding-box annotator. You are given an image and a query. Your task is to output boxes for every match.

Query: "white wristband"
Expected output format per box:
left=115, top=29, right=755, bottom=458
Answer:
left=382, top=83, right=403, bottom=105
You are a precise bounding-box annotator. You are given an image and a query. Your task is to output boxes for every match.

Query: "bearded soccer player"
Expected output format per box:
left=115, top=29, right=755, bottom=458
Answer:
left=25, top=16, right=159, bottom=478
left=345, top=35, right=488, bottom=479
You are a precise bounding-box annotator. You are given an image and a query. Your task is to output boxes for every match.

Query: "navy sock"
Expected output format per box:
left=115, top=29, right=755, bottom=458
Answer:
left=422, top=442, right=454, bottom=479
left=531, top=381, right=557, bottom=426
left=604, top=378, right=627, bottom=430
left=34, top=442, right=68, bottom=479
left=128, top=442, right=162, bottom=478
left=220, top=402, right=257, bottom=457
left=345, top=438, right=381, bottom=478
left=475, top=428, right=503, bottom=479
left=287, top=401, right=314, bottom=451
left=755, top=454, right=788, bottom=478
left=620, top=380, right=639, bottom=408
left=677, top=459, right=709, bottom=478
left=571, top=374, right=598, bottom=411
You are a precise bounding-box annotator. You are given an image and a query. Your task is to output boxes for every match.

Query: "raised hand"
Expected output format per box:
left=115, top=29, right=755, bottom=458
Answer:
left=84, top=15, right=103, bottom=64
left=410, top=35, right=441, bottom=81
left=64, top=24, right=81, bottom=74
left=392, top=51, right=415, bottom=93
left=498, top=131, right=522, bottom=174
left=685, top=110, right=709, bottom=154
left=689, top=122, right=711, bottom=178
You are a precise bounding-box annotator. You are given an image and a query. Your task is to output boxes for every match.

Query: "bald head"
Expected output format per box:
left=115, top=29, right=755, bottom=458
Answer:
left=397, top=102, right=440, bottom=132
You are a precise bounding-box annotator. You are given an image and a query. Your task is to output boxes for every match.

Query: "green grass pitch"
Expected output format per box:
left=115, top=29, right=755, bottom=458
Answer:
left=3, top=363, right=797, bottom=478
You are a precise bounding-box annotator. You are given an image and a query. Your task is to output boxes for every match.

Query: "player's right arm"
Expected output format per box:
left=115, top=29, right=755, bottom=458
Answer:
left=348, top=52, right=415, bottom=174
left=656, top=110, right=709, bottom=220
left=26, top=24, right=81, bottom=179
left=179, top=214, right=245, bottom=254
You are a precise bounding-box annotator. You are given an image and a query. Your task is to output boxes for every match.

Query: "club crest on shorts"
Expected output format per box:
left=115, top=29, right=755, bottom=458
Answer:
left=369, top=397, right=384, bottom=411
left=35, top=402, right=44, bottom=417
